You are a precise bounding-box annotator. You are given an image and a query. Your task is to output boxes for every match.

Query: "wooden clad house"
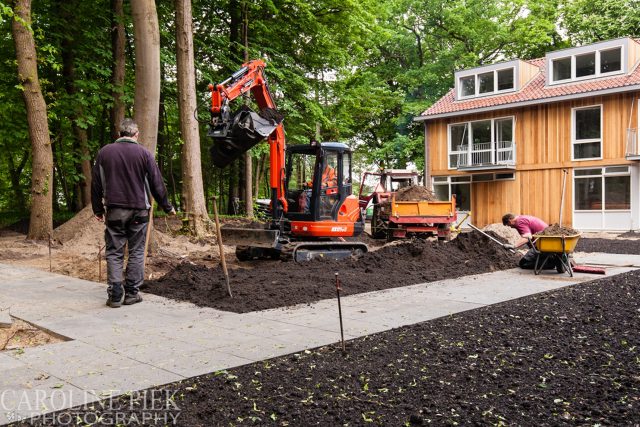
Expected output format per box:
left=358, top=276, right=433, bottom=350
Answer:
left=416, top=38, right=640, bottom=230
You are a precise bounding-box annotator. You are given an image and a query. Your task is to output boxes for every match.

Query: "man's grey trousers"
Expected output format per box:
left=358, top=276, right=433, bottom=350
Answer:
left=105, top=208, right=149, bottom=297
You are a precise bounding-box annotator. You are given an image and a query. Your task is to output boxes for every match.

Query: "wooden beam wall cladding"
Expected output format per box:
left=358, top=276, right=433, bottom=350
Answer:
left=469, top=169, right=572, bottom=227
left=628, top=38, right=640, bottom=70
left=427, top=91, right=640, bottom=227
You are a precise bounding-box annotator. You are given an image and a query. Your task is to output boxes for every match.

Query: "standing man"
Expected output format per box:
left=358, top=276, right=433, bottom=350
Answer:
left=502, top=213, right=556, bottom=270
left=92, top=119, right=175, bottom=308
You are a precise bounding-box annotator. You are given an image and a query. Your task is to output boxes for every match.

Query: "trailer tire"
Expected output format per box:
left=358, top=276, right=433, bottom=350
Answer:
left=370, top=205, right=387, bottom=240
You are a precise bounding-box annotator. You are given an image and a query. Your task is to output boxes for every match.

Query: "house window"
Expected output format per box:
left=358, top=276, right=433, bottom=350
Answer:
left=573, top=106, right=602, bottom=160
left=448, top=117, right=515, bottom=168
left=432, top=176, right=471, bottom=211
left=458, top=67, right=515, bottom=98
left=574, top=166, right=630, bottom=211
left=449, top=123, right=468, bottom=168
left=460, top=76, right=475, bottom=97
left=550, top=44, right=624, bottom=84
left=471, top=121, right=491, bottom=144
left=478, top=72, right=494, bottom=94
left=600, top=47, right=622, bottom=74
left=575, top=52, right=596, bottom=78
left=552, top=57, right=571, bottom=81
left=497, top=69, right=514, bottom=91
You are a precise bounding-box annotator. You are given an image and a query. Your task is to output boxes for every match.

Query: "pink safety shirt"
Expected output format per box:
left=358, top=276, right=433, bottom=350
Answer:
left=515, top=215, right=548, bottom=236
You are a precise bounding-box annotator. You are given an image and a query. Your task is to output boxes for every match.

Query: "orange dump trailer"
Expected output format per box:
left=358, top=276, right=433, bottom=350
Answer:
left=371, top=195, right=458, bottom=241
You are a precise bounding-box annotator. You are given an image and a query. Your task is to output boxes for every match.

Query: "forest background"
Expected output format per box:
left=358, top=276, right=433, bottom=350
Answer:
left=0, top=0, right=638, bottom=238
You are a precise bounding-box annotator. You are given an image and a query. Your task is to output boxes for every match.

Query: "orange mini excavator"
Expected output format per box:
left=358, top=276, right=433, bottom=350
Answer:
left=207, top=59, right=367, bottom=262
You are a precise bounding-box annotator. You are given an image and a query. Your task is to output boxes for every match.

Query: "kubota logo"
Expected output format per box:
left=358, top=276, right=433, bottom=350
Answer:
left=331, top=226, right=347, bottom=232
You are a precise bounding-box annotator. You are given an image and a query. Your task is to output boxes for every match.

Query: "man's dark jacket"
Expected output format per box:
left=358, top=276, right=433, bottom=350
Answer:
left=91, top=137, right=173, bottom=215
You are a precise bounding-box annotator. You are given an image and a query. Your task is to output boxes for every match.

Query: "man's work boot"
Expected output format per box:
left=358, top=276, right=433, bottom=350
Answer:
left=123, top=293, right=142, bottom=305
left=106, top=282, right=124, bottom=308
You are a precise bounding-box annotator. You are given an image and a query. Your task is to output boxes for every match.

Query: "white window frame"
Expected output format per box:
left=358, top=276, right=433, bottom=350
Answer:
left=548, top=42, right=626, bottom=85
left=573, top=166, right=631, bottom=213
left=458, top=67, right=516, bottom=99
left=447, top=116, right=515, bottom=169
left=571, top=105, right=603, bottom=161
left=432, top=176, right=472, bottom=211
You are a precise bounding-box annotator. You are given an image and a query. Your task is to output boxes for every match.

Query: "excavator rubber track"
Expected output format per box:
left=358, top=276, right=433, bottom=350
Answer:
left=289, top=241, right=368, bottom=263
left=235, top=241, right=368, bottom=263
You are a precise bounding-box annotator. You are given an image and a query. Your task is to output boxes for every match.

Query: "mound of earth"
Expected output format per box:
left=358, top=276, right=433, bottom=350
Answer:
left=394, top=185, right=436, bottom=201
left=482, top=223, right=521, bottom=245
left=144, top=231, right=520, bottom=313
left=538, top=223, right=579, bottom=236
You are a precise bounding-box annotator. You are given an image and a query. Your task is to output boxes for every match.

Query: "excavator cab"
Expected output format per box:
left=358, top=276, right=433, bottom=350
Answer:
left=285, top=142, right=353, bottom=223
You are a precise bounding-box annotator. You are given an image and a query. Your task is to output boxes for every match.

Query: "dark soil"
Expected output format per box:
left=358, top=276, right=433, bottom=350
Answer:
left=618, top=230, right=639, bottom=238
left=394, top=185, right=436, bottom=201
left=143, top=231, right=519, bottom=313
left=538, top=223, right=579, bottom=236
left=24, top=269, right=640, bottom=426
left=576, top=238, right=640, bottom=254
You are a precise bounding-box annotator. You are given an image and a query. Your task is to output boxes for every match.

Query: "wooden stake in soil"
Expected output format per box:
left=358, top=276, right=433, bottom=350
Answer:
left=335, top=272, right=346, bottom=353
left=98, top=244, right=105, bottom=283
left=212, top=195, right=232, bottom=298
left=559, top=169, right=568, bottom=226
left=143, top=202, right=155, bottom=273
left=48, top=233, right=52, bottom=273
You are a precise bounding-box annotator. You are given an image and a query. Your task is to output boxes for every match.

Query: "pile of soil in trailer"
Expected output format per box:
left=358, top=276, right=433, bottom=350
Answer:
left=537, top=223, right=579, bottom=236
left=30, top=270, right=640, bottom=426
left=576, top=237, right=640, bottom=254
left=394, top=185, right=436, bottom=201
left=143, top=231, right=519, bottom=313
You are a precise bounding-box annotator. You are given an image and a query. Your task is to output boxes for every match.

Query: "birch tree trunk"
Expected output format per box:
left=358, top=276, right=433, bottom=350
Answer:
left=131, top=0, right=160, bottom=154
left=175, top=0, right=210, bottom=235
left=11, top=0, right=53, bottom=240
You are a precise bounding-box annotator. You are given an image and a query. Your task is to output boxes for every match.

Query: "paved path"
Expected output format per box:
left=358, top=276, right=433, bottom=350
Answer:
left=0, top=254, right=638, bottom=424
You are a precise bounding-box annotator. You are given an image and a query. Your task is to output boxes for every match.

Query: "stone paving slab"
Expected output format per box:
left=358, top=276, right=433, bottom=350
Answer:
left=0, top=256, right=635, bottom=424
left=573, top=252, right=640, bottom=267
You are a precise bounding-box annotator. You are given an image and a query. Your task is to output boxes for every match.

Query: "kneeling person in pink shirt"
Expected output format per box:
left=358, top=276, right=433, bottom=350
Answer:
left=502, top=213, right=559, bottom=270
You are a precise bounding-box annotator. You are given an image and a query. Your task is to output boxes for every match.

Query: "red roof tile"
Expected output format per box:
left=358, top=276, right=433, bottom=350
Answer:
left=420, top=57, right=640, bottom=118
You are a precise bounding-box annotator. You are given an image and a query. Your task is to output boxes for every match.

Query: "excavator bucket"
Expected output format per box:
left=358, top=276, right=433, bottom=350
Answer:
left=209, top=107, right=283, bottom=168
left=220, top=227, right=279, bottom=248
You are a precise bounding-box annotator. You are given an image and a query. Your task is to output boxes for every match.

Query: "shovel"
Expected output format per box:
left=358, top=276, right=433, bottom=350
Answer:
left=467, top=223, right=516, bottom=254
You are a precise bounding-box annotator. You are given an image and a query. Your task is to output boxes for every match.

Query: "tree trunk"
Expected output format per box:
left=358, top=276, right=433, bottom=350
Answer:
left=110, top=0, right=126, bottom=140
left=227, top=160, right=239, bottom=214
left=60, top=4, right=91, bottom=208
left=11, top=0, right=53, bottom=240
left=131, top=0, right=160, bottom=154
left=254, top=153, right=265, bottom=199
left=6, top=148, right=29, bottom=212
left=242, top=0, right=253, bottom=218
left=175, top=0, right=210, bottom=235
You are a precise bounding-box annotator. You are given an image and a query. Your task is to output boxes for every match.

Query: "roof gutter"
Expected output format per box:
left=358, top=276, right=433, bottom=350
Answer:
left=414, top=84, right=640, bottom=122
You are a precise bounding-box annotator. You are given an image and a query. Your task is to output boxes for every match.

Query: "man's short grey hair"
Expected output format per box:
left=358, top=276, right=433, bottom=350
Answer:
left=119, top=118, right=139, bottom=137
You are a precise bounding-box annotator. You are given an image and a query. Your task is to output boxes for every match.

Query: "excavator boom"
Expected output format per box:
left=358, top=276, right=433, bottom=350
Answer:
left=208, top=60, right=287, bottom=219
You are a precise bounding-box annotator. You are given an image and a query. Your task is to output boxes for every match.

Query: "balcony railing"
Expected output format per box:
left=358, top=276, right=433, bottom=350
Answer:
left=625, top=128, right=639, bottom=159
left=455, top=140, right=516, bottom=170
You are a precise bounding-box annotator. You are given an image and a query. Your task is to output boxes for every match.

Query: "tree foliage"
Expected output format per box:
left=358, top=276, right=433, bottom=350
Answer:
left=0, top=0, right=637, bottom=220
